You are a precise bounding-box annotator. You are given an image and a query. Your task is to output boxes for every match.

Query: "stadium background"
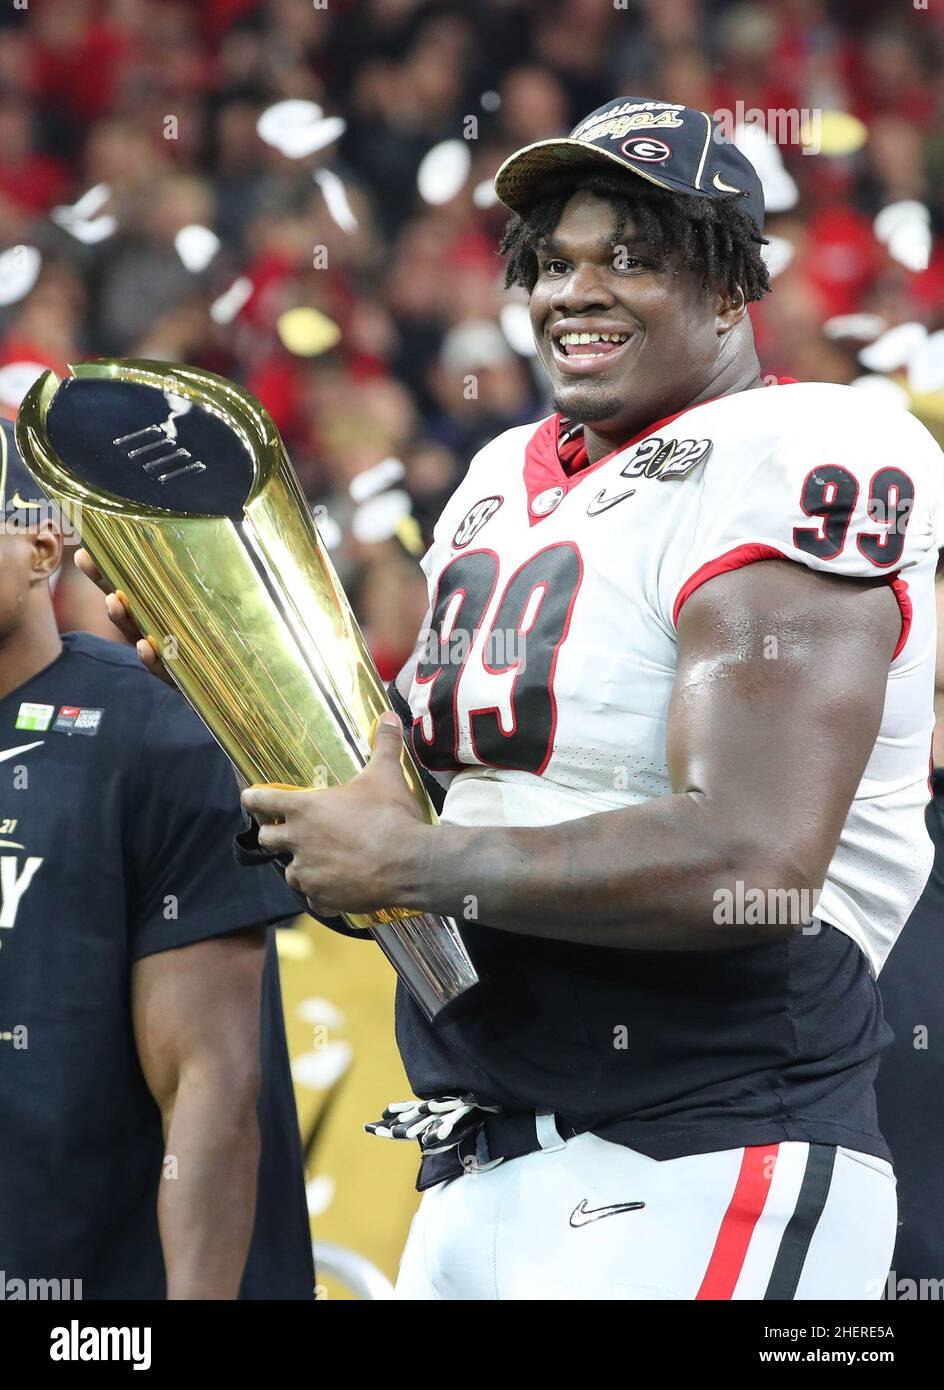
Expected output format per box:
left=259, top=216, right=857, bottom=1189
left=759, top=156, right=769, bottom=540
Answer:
left=0, top=0, right=942, bottom=1296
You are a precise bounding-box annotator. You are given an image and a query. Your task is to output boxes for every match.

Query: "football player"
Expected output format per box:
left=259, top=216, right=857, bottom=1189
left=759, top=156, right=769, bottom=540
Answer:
left=99, top=100, right=943, bottom=1301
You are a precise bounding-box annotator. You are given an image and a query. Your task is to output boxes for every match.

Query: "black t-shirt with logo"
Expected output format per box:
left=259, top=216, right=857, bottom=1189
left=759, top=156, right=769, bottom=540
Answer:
left=0, top=632, right=313, bottom=1299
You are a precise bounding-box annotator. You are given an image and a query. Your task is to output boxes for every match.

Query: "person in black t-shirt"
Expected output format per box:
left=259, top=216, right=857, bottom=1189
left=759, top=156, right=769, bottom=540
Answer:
left=0, top=418, right=313, bottom=1300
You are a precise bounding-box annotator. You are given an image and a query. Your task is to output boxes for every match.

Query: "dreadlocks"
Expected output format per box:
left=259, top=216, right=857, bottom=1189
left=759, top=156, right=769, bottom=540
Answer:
left=499, top=170, right=770, bottom=305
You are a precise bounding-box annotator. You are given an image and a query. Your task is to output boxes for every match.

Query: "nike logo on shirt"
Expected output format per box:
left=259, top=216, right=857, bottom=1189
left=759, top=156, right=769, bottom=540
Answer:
left=0, top=742, right=44, bottom=763
left=569, top=1198, right=646, bottom=1227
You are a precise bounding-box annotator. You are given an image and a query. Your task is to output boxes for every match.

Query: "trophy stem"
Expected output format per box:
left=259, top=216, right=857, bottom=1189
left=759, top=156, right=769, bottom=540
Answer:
left=370, top=914, right=480, bottom=1023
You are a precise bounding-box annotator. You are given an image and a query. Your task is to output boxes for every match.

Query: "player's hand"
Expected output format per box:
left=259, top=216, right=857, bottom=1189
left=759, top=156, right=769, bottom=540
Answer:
left=240, top=713, right=429, bottom=916
left=74, top=549, right=171, bottom=684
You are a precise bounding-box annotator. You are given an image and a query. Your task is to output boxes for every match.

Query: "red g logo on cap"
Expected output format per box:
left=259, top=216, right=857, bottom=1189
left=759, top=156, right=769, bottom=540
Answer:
left=620, top=137, right=671, bottom=163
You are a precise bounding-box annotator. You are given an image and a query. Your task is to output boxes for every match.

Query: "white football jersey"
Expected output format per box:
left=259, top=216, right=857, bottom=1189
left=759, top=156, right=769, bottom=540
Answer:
left=408, top=382, right=943, bottom=974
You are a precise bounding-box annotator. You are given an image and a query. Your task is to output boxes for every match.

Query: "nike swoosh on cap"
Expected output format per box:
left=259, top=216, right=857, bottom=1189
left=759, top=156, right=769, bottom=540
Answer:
left=7, top=491, right=44, bottom=510
left=712, top=171, right=743, bottom=194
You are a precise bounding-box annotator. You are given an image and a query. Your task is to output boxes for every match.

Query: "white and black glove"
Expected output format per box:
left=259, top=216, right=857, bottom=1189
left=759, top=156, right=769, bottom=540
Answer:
left=365, top=1096, right=497, bottom=1154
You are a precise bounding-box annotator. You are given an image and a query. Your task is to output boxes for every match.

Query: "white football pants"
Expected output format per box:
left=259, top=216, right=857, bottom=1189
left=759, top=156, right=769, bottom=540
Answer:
left=395, top=1124, right=897, bottom=1300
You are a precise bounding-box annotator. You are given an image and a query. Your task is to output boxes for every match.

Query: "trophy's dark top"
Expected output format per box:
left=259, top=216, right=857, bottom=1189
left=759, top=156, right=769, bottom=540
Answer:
left=46, top=377, right=256, bottom=516
left=0, top=632, right=314, bottom=1299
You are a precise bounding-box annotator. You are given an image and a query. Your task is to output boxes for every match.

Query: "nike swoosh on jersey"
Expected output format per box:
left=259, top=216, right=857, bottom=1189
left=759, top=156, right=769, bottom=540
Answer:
left=569, top=1198, right=646, bottom=1227
left=586, top=487, right=637, bottom=516
left=0, top=741, right=45, bottom=763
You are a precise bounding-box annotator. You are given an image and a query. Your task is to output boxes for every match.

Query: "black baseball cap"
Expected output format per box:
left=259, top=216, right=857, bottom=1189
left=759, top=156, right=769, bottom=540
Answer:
left=1, top=415, right=49, bottom=527
left=494, top=97, right=766, bottom=238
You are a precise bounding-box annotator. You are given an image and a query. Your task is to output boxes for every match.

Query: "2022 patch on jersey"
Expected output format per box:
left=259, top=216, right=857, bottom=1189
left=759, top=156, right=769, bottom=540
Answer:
left=408, top=381, right=943, bottom=973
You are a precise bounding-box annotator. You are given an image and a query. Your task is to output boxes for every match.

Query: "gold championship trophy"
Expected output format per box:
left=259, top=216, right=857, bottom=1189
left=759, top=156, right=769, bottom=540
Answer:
left=16, top=359, right=479, bottom=1022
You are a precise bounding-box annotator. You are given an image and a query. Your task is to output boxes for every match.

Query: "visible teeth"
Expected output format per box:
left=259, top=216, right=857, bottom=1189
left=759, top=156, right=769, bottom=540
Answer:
left=559, top=331, right=628, bottom=348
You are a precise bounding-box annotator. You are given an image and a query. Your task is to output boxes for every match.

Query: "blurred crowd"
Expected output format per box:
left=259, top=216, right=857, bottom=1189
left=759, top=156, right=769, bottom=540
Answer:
left=0, top=0, right=942, bottom=674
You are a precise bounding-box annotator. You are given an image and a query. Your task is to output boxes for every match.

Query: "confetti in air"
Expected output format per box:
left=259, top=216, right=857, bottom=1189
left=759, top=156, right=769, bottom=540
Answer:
left=210, top=276, right=254, bottom=325
left=174, top=225, right=221, bottom=273
left=0, top=245, right=41, bottom=306
left=257, top=100, right=346, bottom=159
left=313, top=168, right=359, bottom=233
left=417, top=140, right=471, bottom=205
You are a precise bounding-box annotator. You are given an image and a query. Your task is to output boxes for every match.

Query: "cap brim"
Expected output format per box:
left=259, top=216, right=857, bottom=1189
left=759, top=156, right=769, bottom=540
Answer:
left=494, top=137, right=701, bottom=213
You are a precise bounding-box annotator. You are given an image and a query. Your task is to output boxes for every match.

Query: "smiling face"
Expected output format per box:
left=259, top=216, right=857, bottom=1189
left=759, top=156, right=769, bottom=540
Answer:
left=529, top=190, right=736, bottom=445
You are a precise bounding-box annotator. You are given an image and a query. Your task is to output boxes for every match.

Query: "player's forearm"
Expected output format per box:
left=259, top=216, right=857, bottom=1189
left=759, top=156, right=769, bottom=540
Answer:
left=157, top=1072, right=261, bottom=1299
left=404, top=793, right=808, bottom=948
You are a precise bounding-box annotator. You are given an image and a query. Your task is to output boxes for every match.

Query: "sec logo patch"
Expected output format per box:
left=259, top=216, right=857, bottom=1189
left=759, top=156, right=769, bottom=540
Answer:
left=453, top=495, right=503, bottom=548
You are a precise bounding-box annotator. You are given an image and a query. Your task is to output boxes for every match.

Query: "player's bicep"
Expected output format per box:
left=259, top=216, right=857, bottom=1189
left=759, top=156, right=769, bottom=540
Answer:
left=668, top=559, right=900, bottom=887
left=132, top=927, right=267, bottom=1118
